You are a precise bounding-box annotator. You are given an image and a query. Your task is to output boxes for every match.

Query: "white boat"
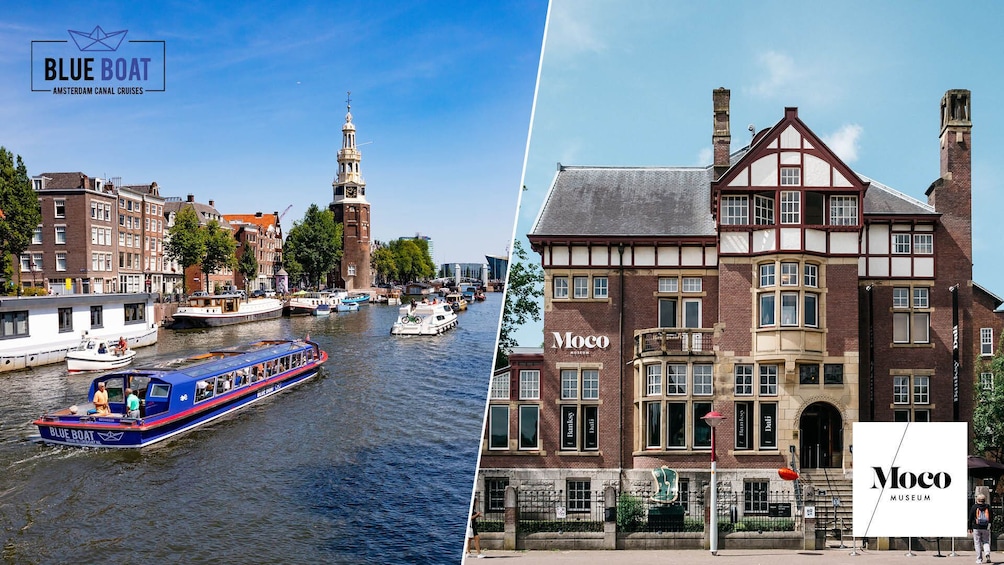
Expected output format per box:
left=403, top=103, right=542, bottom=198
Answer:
left=312, top=303, right=331, bottom=316
left=0, top=293, right=159, bottom=373
left=390, top=302, right=458, bottom=336
left=65, top=337, right=136, bottom=373
left=169, top=293, right=284, bottom=329
left=335, top=301, right=359, bottom=312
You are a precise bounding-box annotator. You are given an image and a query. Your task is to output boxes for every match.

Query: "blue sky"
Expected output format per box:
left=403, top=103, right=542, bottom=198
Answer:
left=1, top=1, right=547, bottom=265
left=513, top=0, right=1004, bottom=347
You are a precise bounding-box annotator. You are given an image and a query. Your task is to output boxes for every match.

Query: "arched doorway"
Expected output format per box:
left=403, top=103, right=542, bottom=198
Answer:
left=799, top=402, right=843, bottom=469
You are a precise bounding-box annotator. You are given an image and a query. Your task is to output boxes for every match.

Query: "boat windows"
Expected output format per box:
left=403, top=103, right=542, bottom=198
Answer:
left=216, top=372, right=235, bottom=394
left=195, top=378, right=216, bottom=403
left=147, top=383, right=170, bottom=399
left=103, top=377, right=126, bottom=404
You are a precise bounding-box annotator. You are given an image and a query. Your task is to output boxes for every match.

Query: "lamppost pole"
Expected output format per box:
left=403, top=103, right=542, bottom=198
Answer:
left=703, top=410, right=725, bottom=556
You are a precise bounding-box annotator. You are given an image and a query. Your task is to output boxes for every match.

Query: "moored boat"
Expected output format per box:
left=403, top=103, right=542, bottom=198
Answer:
left=342, top=292, right=370, bottom=305
left=335, top=301, right=359, bottom=312
left=390, top=302, right=458, bottom=336
left=312, top=303, right=331, bottom=316
left=169, top=293, right=283, bottom=329
left=66, top=337, right=137, bottom=373
left=34, top=338, right=328, bottom=448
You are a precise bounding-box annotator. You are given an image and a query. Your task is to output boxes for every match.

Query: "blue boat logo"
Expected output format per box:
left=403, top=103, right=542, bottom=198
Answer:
left=97, top=431, right=125, bottom=442
left=68, top=26, right=128, bottom=52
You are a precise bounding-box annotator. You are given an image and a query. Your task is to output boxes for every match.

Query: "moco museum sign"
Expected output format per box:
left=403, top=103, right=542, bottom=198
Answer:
left=551, top=332, right=610, bottom=356
left=852, top=422, right=967, bottom=538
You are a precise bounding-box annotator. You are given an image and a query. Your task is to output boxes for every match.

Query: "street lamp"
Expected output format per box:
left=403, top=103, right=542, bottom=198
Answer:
left=702, top=410, right=725, bottom=555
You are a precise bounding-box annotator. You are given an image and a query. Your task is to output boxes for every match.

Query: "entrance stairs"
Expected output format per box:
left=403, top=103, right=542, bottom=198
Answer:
left=800, top=468, right=855, bottom=545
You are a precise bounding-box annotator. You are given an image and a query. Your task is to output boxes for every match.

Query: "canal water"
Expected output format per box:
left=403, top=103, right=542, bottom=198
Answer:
left=0, top=294, right=501, bottom=564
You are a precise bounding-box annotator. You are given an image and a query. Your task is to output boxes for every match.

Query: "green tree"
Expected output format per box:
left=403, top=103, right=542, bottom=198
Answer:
left=0, top=147, right=42, bottom=293
left=371, top=244, right=399, bottom=284
left=495, top=239, right=543, bottom=369
left=201, top=220, right=237, bottom=291
left=165, top=206, right=206, bottom=294
left=388, top=238, right=435, bottom=283
left=237, top=245, right=259, bottom=290
left=975, top=343, right=1004, bottom=462
left=284, top=204, right=341, bottom=290
left=283, top=254, right=303, bottom=291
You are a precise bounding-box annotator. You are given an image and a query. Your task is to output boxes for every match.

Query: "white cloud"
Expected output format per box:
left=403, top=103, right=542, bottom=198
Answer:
left=543, top=2, right=607, bottom=60
left=696, top=147, right=713, bottom=166
left=823, top=124, right=863, bottom=163
left=748, top=51, right=799, bottom=98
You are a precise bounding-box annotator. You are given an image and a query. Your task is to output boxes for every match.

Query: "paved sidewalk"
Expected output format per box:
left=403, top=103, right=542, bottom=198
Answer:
left=462, top=546, right=989, bottom=564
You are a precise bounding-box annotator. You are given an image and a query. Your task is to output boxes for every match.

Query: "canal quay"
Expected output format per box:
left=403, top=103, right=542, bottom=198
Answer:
left=0, top=293, right=502, bottom=564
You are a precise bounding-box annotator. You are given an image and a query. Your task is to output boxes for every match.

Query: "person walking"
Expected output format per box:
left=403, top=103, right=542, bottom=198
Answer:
left=466, top=498, right=484, bottom=559
left=969, top=492, right=994, bottom=563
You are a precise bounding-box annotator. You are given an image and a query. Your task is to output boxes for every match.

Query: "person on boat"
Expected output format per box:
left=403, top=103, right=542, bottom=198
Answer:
left=93, top=382, right=110, bottom=416
left=115, top=336, right=128, bottom=356
left=125, top=388, right=141, bottom=419
left=97, top=342, right=107, bottom=355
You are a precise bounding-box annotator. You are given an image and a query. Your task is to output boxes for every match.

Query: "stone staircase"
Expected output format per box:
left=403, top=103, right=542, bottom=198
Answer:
left=799, top=468, right=855, bottom=545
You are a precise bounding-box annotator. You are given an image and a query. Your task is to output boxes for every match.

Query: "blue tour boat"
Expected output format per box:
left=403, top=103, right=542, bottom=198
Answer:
left=33, top=338, right=327, bottom=448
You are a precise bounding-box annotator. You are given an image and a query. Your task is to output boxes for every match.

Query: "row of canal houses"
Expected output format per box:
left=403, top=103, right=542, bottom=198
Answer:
left=1, top=173, right=286, bottom=372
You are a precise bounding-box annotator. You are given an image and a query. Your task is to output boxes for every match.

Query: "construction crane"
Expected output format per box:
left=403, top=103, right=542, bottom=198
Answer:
left=277, top=204, right=293, bottom=224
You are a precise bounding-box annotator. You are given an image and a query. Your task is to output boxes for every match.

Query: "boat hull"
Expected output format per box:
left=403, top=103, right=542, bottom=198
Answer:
left=170, top=303, right=283, bottom=329
left=35, top=350, right=327, bottom=448
left=66, top=350, right=136, bottom=373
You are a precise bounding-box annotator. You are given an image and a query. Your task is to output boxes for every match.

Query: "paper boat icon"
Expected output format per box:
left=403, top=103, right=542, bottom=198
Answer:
left=68, top=26, right=127, bottom=52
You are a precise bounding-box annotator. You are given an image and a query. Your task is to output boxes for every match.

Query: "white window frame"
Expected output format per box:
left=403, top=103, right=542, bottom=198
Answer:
left=55, top=252, right=67, bottom=272
left=913, top=376, right=930, bottom=405
left=488, top=405, right=509, bottom=450
left=780, top=167, right=801, bottom=186
left=982, top=328, right=994, bottom=356
left=759, top=365, right=778, bottom=396
left=780, top=190, right=800, bottom=224
left=759, top=264, right=775, bottom=288
left=693, top=364, right=713, bottom=396
left=553, top=276, right=569, bottom=299
left=646, top=364, right=662, bottom=396
left=489, top=372, right=510, bottom=400
left=518, top=370, right=540, bottom=400
left=32, top=226, right=42, bottom=244
left=721, top=195, right=749, bottom=225
left=893, top=376, right=910, bottom=404
left=658, top=277, right=678, bottom=293
left=582, top=369, right=599, bottom=400
left=780, top=262, right=799, bottom=286
left=682, top=277, right=702, bottom=293
left=735, top=364, right=753, bottom=396
left=829, top=196, right=858, bottom=226
left=561, top=369, right=578, bottom=400
left=892, top=233, right=911, bottom=254
left=593, top=277, right=608, bottom=299
left=754, top=194, right=774, bottom=225
left=913, top=233, right=933, bottom=254
left=573, top=276, right=589, bottom=299
left=981, top=372, right=995, bottom=391
left=803, top=264, right=818, bottom=287
left=666, top=364, right=687, bottom=395
left=518, top=405, right=539, bottom=450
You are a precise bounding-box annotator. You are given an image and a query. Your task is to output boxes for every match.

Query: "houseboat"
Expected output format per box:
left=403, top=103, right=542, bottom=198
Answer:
left=0, top=293, right=159, bottom=373
left=33, top=338, right=327, bottom=448
left=390, top=301, right=458, bottom=336
left=169, top=292, right=283, bottom=329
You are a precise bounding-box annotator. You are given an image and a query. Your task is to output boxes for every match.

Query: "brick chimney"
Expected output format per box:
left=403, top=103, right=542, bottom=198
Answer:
left=187, top=194, right=195, bottom=202
left=713, top=87, right=731, bottom=180
left=208, top=200, right=215, bottom=208
left=926, top=89, right=972, bottom=275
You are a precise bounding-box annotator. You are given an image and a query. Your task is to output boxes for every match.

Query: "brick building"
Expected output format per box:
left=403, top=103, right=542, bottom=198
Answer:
left=163, top=194, right=234, bottom=294
left=478, top=89, right=1004, bottom=517
left=117, top=182, right=166, bottom=294
left=25, top=173, right=118, bottom=294
left=223, top=211, right=284, bottom=293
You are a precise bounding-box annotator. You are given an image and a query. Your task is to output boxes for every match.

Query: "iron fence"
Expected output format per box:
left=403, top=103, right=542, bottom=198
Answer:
left=516, top=489, right=605, bottom=533
left=618, top=487, right=705, bottom=532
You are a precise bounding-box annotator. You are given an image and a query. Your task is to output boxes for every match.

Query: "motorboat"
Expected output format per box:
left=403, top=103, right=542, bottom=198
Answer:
left=34, top=338, right=327, bottom=448
left=445, top=293, right=468, bottom=312
left=312, top=303, right=331, bottom=316
left=335, top=301, right=359, bottom=312
left=65, top=337, right=136, bottom=373
left=390, top=301, right=458, bottom=336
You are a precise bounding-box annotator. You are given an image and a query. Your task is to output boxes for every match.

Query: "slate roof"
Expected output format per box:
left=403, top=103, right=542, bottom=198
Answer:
left=531, top=159, right=938, bottom=240
left=163, top=199, right=229, bottom=229
left=532, top=166, right=717, bottom=238
left=39, top=172, right=92, bottom=189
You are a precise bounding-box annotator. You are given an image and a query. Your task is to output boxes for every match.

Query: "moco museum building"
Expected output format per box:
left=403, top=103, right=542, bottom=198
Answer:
left=479, top=89, right=1004, bottom=515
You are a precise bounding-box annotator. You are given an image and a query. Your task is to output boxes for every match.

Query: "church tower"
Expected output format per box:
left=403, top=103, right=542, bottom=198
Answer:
left=330, top=93, right=372, bottom=290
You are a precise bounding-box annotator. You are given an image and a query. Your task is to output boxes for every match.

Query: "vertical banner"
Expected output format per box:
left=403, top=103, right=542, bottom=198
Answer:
left=582, top=405, right=598, bottom=450
left=561, top=406, right=577, bottom=449
left=735, top=402, right=751, bottom=449
left=952, top=285, right=960, bottom=421
left=852, top=422, right=967, bottom=537
left=760, top=403, right=776, bottom=449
